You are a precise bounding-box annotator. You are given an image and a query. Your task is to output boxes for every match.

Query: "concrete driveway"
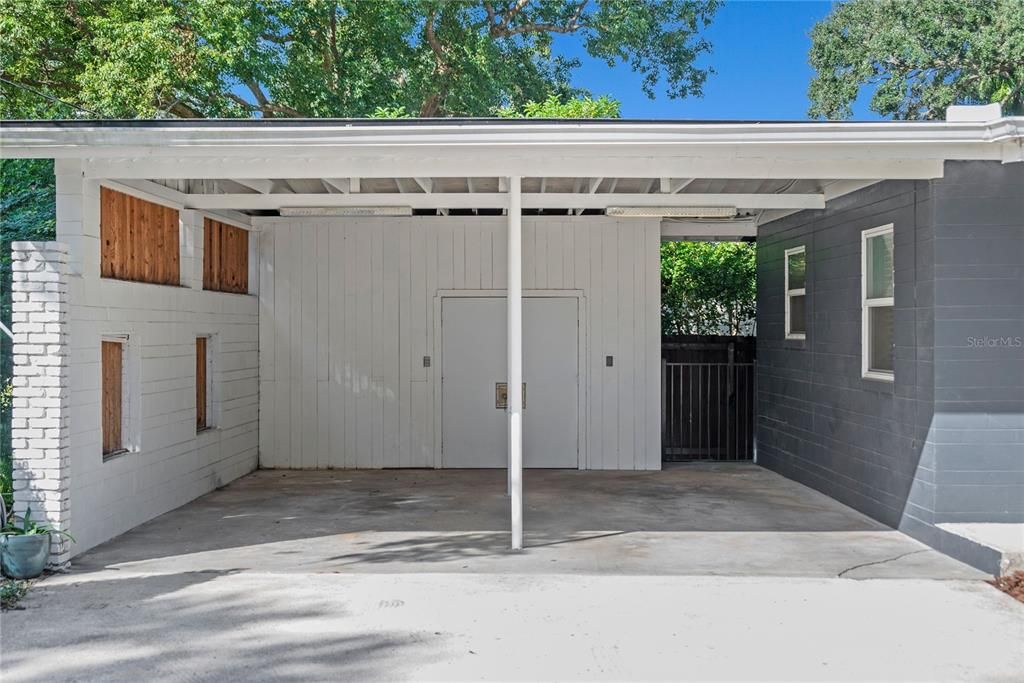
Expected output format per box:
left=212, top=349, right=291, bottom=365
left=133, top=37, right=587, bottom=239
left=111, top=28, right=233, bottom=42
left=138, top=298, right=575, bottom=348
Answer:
left=3, top=465, right=1022, bottom=681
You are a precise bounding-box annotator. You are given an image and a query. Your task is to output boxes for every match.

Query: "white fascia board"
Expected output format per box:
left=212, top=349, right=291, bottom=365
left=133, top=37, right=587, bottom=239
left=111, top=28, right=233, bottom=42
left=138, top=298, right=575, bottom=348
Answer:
left=79, top=155, right=950, bottom=181
left=2, top=117, right=1022, bottom=150
left=177, top=191, right=824, bottom=211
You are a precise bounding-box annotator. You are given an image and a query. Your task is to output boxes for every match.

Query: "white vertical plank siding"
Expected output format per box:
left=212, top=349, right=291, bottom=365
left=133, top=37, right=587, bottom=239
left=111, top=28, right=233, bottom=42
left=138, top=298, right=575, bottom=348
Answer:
left=258, top=216, right=660, bottom=470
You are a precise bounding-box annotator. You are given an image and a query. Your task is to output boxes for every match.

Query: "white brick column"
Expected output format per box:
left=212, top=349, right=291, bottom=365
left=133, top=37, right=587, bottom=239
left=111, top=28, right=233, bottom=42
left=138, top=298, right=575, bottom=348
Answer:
left=10, top=241, right=71, bottom=567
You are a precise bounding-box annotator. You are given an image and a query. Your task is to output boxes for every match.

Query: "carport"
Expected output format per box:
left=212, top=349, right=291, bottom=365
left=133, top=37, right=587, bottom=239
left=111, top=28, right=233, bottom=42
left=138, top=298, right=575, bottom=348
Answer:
left=3, top=106, right=1022, bottom=572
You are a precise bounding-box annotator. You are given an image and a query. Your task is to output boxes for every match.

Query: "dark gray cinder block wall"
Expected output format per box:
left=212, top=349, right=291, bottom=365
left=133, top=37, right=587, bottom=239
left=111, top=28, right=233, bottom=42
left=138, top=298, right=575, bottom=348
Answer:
left=756, top=160, right=1024, bottom=558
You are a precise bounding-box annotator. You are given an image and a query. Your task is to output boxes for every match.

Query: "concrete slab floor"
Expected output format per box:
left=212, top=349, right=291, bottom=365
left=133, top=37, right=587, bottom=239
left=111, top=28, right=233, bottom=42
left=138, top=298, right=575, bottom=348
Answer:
left=5, top=464, right=1022, bottom=683
left=66, top=464, right=984, bottom=579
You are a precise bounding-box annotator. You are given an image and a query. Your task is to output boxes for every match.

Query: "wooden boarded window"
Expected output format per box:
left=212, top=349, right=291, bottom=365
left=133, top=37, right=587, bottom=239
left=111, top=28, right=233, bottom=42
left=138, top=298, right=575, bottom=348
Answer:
left=196, top=337, right=209, bottom=431
left=100, top=187, right=180, bottom=285
left=101, top=341, right=124, bottom=456
left=204, top=218, right=249, bottom=293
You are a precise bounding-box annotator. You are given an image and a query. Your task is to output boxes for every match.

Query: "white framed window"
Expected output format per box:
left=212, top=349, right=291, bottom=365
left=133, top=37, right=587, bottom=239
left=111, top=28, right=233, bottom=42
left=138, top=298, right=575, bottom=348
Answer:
left=862, top=224, right=895, bottom=380
left=784, top=246, right=807, bottom=340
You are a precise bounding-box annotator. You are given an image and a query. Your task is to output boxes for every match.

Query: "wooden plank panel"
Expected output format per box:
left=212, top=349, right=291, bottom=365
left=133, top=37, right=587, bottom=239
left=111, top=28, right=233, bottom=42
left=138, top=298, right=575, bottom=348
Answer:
left=423, top=223, right=438, bottom=465
left=101, top=341, right=123, bottom=455
left=258, top=229, right=276, bottom=466
left=452, top=221, right=466, bottom=289
left=465, top=224, right=481, bottom=290
left=371, top=222, right=384, bottom=468
left=479, top=223, right=493, bottom=289
left=288, top=223, right=302, bottom=466
left=343, top=224, right=358, bottom=467
left=328, top=223, right=344, bottom=469
left=100, top=187, right=180, bottom=285
left=547, top=221, right=564, bottom=289
left=617, top=224, right=634, bottom=468
left=204, top=218, right=249, bottom=293
left=273, top=226, right=291, bottom=468
left=196, top=337, right=208, bottom=431
left=355, top=225, right=373, bottom=467
left=602, top=221, right=619, bottom=470
left=645, top=222, right=663, bottom=469
left=398, top=223, right=412, bottom=466
left=587, top=223, right=603, bottom=468
left=316, top=224, right=330, bottom=469
left=382, top=223, right=400, bottom=466
left=301, top=222, right=317, bottom=469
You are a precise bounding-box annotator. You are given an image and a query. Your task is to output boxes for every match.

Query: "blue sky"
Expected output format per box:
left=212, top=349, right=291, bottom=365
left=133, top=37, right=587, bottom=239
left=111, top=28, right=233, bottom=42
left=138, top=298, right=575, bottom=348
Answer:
left=556, top=0, right=879, bottom=120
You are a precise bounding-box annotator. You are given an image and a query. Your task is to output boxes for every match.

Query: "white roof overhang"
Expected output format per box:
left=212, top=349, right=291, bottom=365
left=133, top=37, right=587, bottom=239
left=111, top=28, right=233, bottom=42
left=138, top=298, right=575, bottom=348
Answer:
left=2, top=117, right=1021, bottom=237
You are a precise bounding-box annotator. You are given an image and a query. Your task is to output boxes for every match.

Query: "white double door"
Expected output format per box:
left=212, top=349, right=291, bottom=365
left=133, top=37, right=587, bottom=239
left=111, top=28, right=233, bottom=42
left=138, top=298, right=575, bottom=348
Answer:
left=442, top=296, right=578, bottom=468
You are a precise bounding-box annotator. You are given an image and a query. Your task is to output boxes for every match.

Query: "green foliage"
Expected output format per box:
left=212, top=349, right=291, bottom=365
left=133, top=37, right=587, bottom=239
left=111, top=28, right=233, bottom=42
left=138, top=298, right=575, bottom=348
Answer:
left=1, top=507, right=75, bottom=542
left=1, top=578, right=30, bottom=610
left=497, top=94, right=621, bottom=118
left=808, top=0, right=1024, bottom=119
left=1, top=0, right=718, bottom=120
left=661, top=241, right=756, bottom=336
left=370, top=105, right=414, bottom=119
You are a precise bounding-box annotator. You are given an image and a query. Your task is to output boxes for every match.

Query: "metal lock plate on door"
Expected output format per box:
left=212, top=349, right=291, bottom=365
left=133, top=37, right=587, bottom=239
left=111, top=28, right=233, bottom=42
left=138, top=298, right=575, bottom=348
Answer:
left=495, top=382, right=526, bottom=409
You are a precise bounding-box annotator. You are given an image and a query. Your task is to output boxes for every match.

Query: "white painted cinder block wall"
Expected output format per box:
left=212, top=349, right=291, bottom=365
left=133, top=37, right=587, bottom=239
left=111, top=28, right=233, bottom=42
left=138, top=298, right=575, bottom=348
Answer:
left=54, top=163, right=260, bottom=557
left=256, top=216, right=662, bottom=471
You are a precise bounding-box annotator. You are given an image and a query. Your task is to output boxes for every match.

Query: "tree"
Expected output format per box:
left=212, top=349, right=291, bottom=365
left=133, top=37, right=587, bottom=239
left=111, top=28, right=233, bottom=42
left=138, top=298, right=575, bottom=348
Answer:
left=661, top=241, right=756, bottom=336
left=1, top=0, right=718, bottom=120
left=808, top=0, right=1024, bottom=120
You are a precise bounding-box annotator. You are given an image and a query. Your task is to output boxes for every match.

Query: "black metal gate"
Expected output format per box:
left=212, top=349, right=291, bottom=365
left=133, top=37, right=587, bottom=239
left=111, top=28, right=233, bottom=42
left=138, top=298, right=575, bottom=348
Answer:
left=661, top=358, right=756, bottom=461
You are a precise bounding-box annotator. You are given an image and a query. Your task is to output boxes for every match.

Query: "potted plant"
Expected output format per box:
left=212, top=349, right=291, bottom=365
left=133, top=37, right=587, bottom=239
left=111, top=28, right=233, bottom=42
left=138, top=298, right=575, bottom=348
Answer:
left=0, top=506, right=74, bottom=580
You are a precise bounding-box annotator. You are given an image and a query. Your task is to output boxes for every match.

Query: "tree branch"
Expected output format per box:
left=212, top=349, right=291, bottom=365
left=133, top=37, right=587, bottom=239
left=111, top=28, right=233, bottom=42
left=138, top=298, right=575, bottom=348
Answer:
left=420, top=9, right=449, bottom=116
left=489, top=0, right=589, bottom=37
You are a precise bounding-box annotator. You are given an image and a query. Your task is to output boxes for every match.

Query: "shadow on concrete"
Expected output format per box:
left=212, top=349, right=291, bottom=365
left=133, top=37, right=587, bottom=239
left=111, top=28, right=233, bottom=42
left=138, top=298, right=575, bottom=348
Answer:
left=0, top=569, right=427, bottom=682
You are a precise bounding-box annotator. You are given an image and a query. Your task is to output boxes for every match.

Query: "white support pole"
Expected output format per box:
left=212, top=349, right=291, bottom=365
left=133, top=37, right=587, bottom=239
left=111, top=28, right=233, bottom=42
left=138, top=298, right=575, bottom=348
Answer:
left=507, top=175, right=524, bottom=551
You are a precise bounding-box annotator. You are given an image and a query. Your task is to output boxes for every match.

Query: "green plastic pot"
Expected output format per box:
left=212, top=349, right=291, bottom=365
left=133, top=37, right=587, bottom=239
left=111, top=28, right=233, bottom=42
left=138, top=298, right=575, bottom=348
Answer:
left=1, top=534, right=50, bottom=579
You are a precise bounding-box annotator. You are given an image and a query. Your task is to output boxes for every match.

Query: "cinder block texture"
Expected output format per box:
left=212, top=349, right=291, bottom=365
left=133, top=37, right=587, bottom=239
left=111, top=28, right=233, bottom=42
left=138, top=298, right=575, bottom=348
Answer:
left=757, top=161, right=1024, bottom=563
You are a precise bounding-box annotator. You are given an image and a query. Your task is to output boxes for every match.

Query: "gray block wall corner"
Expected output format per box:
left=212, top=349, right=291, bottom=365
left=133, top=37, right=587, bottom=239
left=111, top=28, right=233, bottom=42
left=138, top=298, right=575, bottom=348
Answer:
left=756, top=160, right=1024, bottom=573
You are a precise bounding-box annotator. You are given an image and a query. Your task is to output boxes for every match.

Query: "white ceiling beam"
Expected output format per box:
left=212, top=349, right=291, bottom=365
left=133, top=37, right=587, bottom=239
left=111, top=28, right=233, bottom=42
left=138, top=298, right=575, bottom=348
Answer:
left=413, top=177, right=433, bottom=193
left=322, top=177, right=360, bottom=193
left=756, top=179, right=883, bottom=226
left=822, top=179, right=882, bottom=201
left=107, top=178, right=190, bottom=207
left=179, top=192, right=825, bottom=211
left=661, top=220, right=757, bottom=241
left=588, top=177, right=603, bottom=193
left=230, top=178, right=274, bottom=194
left=670, top=178, right=695, bottom=193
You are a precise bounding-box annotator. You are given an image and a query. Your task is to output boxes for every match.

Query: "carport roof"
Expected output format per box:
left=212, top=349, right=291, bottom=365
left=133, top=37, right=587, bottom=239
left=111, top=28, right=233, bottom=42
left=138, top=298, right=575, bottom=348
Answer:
left=2, top=109, right=1021, bottom=233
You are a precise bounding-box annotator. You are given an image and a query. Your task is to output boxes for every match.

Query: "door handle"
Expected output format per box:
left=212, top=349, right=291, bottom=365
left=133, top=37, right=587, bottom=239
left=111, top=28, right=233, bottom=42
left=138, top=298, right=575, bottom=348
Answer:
left=495, top=382, right=526, bottom=409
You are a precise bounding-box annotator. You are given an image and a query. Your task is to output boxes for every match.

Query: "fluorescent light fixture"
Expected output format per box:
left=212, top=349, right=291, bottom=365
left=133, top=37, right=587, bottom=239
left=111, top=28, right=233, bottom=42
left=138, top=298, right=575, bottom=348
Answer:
left=606, top=206, right=737, bottom=218
left=279, top=206, right=412, bottom=217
